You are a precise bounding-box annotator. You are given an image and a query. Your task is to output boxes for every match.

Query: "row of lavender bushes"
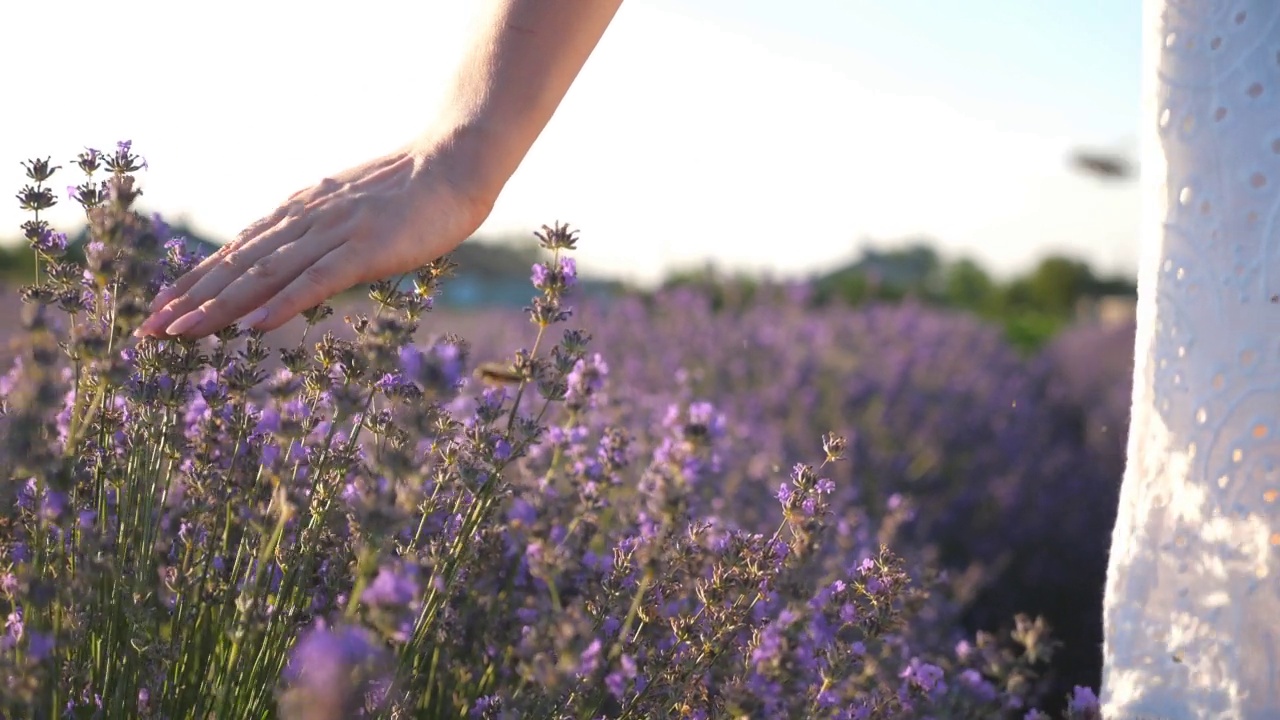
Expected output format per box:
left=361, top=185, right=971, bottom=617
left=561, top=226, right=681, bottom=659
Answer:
left=447, top=278, right=1135, bottom=710
left=0, top=144, right=1130, bottom=718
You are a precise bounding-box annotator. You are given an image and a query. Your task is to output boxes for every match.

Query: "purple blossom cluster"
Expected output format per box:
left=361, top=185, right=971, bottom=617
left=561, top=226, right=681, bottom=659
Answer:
left=450, top=282, right=1133, bottom=704
left=0, top=147, right=1116, bottom=718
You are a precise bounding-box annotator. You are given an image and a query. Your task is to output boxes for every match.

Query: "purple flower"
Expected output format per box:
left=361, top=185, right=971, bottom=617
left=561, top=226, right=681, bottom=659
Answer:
left=900, top=658, right=946, bottom=693
left=16, top=478, right=36, bottom=510
left=363, top=564, right=420, bottom=608
left=6, top=610, right=23, bottom=643
left=605, top=671, right=627, bottom=699
left=78, top=147, right=101, bottom=169
left=775, top=484, right=793, bottom=504
left=481, top=386, right=506, bottom=408
left=602, top=616, right=621, bottom=637
left=398, top=343, right=464, bottom=393
left=41, top=491, right=67, bottom=521
left=470, top=695, right=501, bottom=717
left=531, top=256, right=577, bottom=291
left=27, top=632, right=53, bottom=661
left=686, top=401, right=724, bottom=438
left=435, top=342, right=462, bottom=382
left=507, top=499, right=537, bottom=528
left=838, top=603, right=857, bottom=623
left=959, top=668, right=997, bottom=702
left=751, top=622, right=785, bottom=665
left=283, top=623, right=386, bottom=694
left=32, top=229, right=67, bottom=254
left=576, top=638, right=602, bottom=677
left=531, top=262, right=551, bottom=289
left=0, top=357, right=22, bottom=398
left=491, top=436, right=512, bottom=461
left=1068, top=686, right=1100, bottom=714
left=559, top=257, right=577, bottom=287
left=256, top=407, right=281, bottom=434
left=375, top=372, right=415, bottom=395
left=566, top=353, right=609, bottom=409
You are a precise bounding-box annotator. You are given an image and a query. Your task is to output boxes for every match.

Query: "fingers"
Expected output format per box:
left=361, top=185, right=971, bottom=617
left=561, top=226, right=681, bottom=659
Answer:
left=152, top=226, right=341, bottom=338
left=138, top=207, right=320, bottom=337
left=162, top=215, right=315, bottom=320
left=160, top=239, right=378, bottom=339
left=136, top=152, right=420, bottom=339
left=243, top=243, right=379, bottom=334
left=149, top=203, right=293, bottom=312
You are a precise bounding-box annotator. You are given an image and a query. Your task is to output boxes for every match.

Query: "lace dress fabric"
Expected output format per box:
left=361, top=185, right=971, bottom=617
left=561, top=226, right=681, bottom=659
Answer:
left=1101, top=1, right=1280, bottom=718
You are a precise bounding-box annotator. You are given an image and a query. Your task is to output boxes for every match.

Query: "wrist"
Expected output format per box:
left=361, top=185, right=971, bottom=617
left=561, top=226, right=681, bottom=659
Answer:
left=408, top=119, right=514, bottom=218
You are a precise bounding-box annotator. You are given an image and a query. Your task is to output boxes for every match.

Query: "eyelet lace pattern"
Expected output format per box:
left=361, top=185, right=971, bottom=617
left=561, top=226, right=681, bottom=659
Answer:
left=1102, top=1, right=1280, bottom=718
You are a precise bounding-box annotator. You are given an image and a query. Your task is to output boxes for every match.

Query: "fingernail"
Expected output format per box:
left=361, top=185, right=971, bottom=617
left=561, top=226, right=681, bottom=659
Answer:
left=135, top=315, right=164, bottom=337
left=238, top=307, right=269, bottom=329
left=164, top=309, right=203, bottom=336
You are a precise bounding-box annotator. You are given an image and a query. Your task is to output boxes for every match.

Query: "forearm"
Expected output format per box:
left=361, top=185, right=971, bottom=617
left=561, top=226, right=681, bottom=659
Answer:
left=420, top=0, right=623, bottom=204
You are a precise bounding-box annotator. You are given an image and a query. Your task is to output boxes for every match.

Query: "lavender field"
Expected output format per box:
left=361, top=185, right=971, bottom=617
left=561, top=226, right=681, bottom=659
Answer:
left=0, top=148, right=1131, bottom=718
left=440, top=287, right=1136, bottom=712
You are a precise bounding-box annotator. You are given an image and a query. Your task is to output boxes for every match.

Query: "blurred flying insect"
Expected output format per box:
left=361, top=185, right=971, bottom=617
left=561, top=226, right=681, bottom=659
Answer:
left=1070, top=149, right=1135, bottom=180
left=474, top=362, right=525, bottom=386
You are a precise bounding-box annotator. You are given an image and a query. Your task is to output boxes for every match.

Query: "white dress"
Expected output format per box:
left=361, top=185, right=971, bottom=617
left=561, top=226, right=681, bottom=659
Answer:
left=1102, top=1, right=1280, bottom=718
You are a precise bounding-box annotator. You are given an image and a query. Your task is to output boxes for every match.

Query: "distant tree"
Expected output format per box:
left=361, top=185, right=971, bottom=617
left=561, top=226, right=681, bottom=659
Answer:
left=661, top=262, right=761, bottom=311
left=808, top=240, right=948, bottom=307
left=0, top=242, right=37, bottom=282
left=1089, top=273, right=1138, bottom=297
left=1024, top=255, right=1096, bottom=316
left=857, top=242, right=943, bottom=292
left=449, top=233, right=546, bottom=279
left=942, top=257, right=994, bottom=310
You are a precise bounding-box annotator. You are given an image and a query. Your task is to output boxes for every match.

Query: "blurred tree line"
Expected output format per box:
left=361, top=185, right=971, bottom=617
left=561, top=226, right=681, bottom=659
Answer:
left=0, top=219, right=221, bottom=285
left=0, top=223, right=620, bottom=305
left=0, top=221, right=1133, bottom=351
left=663, top=148, right=1140, bottom=351
left=0, top=223, right=545, bottom=284
left=662, top=242, right=1136, bottom=352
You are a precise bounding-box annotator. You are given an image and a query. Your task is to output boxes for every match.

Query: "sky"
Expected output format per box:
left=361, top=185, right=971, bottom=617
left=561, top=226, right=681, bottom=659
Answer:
left=0, top=0, right=1143, bottom=285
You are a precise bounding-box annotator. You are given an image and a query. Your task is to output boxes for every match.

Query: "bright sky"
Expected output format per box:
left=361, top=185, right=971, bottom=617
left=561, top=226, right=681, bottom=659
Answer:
left=1, top=0, right=1142, bottom=285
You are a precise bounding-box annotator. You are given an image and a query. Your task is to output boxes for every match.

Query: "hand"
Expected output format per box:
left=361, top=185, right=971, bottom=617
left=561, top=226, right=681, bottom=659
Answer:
left=135, top=138, right=493, bottom=339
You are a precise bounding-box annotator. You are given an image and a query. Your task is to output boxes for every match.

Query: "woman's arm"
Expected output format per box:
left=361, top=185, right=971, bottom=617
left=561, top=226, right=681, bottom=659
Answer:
left=433, top=0, right=625, bottom=206
left=138, top=0, right=623, bottom=339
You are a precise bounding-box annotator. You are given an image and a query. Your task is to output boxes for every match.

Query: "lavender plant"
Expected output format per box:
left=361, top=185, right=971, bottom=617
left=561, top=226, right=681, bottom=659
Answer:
left=1, top=146, right=1105, bottom=719
left=447, top=281, right=1130, bottom=704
